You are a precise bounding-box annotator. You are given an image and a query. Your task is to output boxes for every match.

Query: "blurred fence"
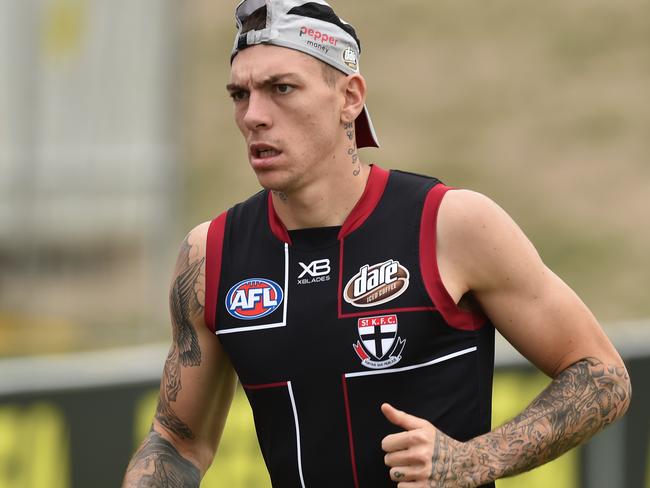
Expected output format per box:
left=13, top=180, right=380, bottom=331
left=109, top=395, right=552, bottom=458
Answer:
left=0, top=0, right=177, bottom=243
left=0, top=322, right=647, bottom=488
left=0, top=0, right=180, bottom=353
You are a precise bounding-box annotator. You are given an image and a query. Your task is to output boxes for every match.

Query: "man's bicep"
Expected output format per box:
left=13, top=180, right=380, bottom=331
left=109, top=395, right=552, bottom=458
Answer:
left=154, top=223, right=238, bottom=469
left=479, top=263, right=620, bottom=377
left=154, top=321, right=237, bottom=461
left=443, top=191, right=622, bottom=377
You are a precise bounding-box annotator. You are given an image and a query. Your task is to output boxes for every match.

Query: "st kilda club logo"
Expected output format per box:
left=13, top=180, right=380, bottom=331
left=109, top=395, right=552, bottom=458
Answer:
left=226, top=278, right=283, bottom=320
left=353, top=314, right=406, bottom=369
left=343, top=259, right=410, bottom=308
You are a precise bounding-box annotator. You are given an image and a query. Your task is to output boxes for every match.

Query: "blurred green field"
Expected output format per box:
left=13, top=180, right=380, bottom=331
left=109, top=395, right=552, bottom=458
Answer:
left=182, top=0, right=649, bottom=324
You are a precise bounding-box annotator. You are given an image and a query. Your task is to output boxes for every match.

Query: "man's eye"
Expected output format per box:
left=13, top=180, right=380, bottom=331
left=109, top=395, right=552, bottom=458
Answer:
left=275, top=84, right=294, bottom=94
left=230, top=90, right=249, bottom=101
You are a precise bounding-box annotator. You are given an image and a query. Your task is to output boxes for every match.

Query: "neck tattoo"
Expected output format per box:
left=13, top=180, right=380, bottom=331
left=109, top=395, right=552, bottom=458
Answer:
left=344, top=122, right=360, bottom=176
left=272, top=190, right=288, bottom=202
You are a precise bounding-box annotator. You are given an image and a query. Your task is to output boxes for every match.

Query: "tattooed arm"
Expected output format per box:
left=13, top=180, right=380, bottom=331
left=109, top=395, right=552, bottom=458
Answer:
left=382, top=357, right=630, bottom=487
left=123, top=222, right=238, bottom=487
left=381, top=190, right=631, bottom=487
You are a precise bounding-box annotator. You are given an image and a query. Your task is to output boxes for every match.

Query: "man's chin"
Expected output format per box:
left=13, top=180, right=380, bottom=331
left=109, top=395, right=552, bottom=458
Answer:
left=252, top=169, right=291, bottom=194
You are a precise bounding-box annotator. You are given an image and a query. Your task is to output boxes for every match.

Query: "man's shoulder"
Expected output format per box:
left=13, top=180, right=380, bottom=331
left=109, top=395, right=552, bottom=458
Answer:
left=182, top=221, right=212, bottom=259
left=438, top=189, right=513, bottom=244
left=437, top=188, right=538, bottom=291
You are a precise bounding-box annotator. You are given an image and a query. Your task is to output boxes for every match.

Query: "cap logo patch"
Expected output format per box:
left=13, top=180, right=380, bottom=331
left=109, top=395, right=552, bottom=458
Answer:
left=226, top=278, right=283, bottom=320
left=342, top=46, right=358, bottom=70
left=344, top=259, right=409, bottom=307
left=299, top=26, right=338, bottom=46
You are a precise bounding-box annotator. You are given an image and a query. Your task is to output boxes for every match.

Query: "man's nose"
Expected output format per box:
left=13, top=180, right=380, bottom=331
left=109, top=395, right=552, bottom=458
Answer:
left=243, top=92, right=272, bottom=131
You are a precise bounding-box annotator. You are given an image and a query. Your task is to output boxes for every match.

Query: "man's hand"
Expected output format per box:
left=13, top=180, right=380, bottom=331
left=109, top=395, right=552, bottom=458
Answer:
left=381, top=403, right=477, bottom=488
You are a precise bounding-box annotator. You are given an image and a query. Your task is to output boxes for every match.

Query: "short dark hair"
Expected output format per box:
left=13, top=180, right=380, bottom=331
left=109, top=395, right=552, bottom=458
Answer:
left=240, top=5, right=344, bottom=88
left=321, top=63, right=343, bottom=87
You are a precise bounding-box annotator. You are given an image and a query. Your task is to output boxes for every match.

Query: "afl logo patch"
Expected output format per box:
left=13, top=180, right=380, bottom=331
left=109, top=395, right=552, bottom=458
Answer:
left=344, top=259, right=409, bottom=308
left=226, top=278, right=283, bottom=320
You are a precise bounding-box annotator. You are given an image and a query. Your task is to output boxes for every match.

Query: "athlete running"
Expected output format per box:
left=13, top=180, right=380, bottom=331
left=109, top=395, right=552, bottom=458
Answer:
left=123, top=1, right=631, bottom=487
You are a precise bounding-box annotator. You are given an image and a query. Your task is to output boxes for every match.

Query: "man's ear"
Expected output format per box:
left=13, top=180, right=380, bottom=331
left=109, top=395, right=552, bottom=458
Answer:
left=340, top=74, right=367, bottom=125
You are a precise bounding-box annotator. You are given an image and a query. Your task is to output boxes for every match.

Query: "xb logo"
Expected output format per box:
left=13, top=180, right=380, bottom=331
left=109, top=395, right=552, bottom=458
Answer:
left=298, top=259, right=331, bottom=278
left=297, top=259, right=331, bottom=285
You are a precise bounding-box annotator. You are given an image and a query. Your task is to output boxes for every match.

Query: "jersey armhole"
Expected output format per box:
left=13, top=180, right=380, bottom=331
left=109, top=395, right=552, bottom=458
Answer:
left=204, top=211, right=228, bottom=333
left=420, top=184, right=487, bottom=331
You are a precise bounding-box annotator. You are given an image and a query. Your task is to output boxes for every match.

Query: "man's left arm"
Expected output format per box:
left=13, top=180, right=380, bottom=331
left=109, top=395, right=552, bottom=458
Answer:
left=381, top=190, right=631, bottom=487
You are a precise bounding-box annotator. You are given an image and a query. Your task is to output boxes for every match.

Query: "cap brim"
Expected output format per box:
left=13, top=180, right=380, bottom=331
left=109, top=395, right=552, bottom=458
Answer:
left=355, top=105, right=379, bottom=148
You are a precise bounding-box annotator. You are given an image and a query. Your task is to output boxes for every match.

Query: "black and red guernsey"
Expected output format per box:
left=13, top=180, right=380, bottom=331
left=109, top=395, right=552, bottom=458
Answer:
left=204, top=165, right=496, bottom=488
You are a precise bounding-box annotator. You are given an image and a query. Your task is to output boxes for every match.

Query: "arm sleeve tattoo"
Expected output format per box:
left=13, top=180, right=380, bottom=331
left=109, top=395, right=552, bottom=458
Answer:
left=433, top=357, right=631, bottom=487
left=124, top=237, right=206, bottom=486
left=123, top=430, right=200, bottom=488
left=155, top=249, right=204, bottom=440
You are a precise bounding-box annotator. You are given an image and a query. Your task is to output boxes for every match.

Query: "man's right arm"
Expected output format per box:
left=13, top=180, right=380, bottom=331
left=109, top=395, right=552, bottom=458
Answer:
left=123, top=222, right=238, bottom=487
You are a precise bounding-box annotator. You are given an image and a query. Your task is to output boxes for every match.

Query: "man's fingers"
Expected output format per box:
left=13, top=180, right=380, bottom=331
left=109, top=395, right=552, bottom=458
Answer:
left=381, top=403, right=430, bottom=430
left=389, top=465, right=431, bottom=485
left=384, top=448, right=422, bottom=467
left=395, top=482, right=419, bottom=488
left=389, top=466, right=415, bottom=483
left=381, top=431, right=412, bottom=453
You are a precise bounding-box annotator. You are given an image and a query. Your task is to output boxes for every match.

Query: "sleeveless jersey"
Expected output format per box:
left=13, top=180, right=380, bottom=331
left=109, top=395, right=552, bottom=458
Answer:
left=204, top=165, right=495, bottom=488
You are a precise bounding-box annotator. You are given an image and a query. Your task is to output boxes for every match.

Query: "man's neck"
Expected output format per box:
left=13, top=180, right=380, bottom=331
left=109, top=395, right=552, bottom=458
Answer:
left=271, top=162, right=372, bottom=230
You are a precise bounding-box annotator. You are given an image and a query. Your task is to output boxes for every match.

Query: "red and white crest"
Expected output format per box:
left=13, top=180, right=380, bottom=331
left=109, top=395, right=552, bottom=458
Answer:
left=353, top=314, right=406, bottom=369
left=357, top=315, right=397, bottom=360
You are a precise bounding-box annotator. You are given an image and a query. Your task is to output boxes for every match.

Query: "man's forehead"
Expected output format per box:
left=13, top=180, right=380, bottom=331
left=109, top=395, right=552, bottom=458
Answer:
left=229, top=44, right=323, bottom=84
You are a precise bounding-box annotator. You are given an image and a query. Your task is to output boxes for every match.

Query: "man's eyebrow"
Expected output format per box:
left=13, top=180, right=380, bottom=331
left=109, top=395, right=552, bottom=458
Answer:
left=226, top=73, right=301, bottom=92
left=226, top=82, right=246, bottom=93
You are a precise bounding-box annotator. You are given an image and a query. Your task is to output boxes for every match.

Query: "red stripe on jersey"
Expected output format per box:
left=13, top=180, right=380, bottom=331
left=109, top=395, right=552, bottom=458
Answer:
left=341, top=375, right=360, bottom=488
left=420, top=185, right=487, bottom=331
left=205, top=211, right=228, bottom=333
left=338, top=164, right=389, bottom=239
left=267, top=192, right=293, bottom=244
left=340, top=306, right=436, bottom=319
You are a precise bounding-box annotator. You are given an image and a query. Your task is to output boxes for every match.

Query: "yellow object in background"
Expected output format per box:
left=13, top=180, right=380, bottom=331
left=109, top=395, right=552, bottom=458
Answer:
left=41, top=0, right=87, bottom=61
left=0, top=403, right=69, bottom=488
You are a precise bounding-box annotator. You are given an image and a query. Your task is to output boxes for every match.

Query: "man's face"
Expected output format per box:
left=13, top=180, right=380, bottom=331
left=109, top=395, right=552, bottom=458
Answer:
left=228, top=45, right=344, bottom=192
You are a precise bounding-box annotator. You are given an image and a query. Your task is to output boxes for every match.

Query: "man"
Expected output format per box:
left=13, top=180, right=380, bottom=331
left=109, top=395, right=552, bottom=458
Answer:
left=123, top=0, right=631, bottom=486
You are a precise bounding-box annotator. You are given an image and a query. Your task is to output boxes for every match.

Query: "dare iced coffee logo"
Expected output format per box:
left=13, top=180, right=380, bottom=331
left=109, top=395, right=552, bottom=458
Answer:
left=343, top=259, right=410, bottom=308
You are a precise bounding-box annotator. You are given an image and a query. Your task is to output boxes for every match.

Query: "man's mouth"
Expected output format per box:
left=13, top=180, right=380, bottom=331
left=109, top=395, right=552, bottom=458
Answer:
left=250, top=143, right=281, bottom=159
left=258, top=149, right=280, bottom=158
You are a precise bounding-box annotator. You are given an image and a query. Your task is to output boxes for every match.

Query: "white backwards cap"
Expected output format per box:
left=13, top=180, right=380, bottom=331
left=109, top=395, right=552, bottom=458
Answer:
left=231, top=0, right=379, bottom=148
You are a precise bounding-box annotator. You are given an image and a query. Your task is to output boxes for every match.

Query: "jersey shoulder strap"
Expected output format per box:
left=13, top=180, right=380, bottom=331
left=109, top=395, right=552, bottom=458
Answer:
left=204, top=211, right=228, bottom=332
left=420, top=184, right=488, bottom=330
